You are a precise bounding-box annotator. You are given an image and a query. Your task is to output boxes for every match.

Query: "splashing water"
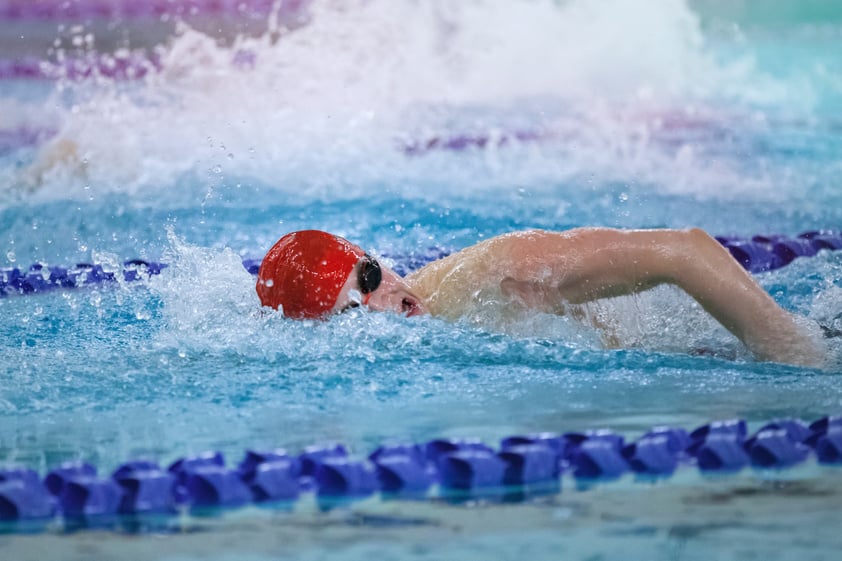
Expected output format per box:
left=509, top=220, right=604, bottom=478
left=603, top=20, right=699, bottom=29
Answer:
left=1, top=4, right=842, bottom=557
left=4, top=0, right=840, bottom=207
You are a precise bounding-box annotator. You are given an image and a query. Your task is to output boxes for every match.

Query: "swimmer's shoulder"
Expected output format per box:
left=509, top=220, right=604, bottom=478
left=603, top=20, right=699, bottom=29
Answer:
left=404, top=232, right=537, bottom=313
left=406, top=229, right=557, bottom=286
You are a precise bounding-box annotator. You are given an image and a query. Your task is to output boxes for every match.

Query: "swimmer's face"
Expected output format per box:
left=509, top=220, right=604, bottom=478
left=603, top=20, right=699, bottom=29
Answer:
left=332, top=252, right=428, bottom=317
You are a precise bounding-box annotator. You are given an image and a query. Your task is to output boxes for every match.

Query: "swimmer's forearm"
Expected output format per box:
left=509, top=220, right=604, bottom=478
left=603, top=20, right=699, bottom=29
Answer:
left=538, top=227, right=687, bottom=304
left=670, top=229, right=825, bottom=366
left=512, top=227, right=825, bottom=366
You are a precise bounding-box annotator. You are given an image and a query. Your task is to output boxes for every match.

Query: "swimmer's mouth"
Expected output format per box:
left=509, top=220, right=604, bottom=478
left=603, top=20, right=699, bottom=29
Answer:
left=402, top=297, right=423, bottom=317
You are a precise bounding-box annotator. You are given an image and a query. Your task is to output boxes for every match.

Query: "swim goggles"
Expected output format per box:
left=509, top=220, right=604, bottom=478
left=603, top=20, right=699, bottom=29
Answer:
left=358, top=254, right=382, bottom=304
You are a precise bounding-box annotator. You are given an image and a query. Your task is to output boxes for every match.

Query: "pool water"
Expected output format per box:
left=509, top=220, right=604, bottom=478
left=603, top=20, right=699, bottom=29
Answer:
left=1, top=1, right=842, bottom=559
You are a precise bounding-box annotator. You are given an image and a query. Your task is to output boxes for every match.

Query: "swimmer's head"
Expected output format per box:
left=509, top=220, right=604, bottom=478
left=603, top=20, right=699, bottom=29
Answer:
left=257, top=230, right=427, bottom=319
left=257, top=230, right=365, bottom=319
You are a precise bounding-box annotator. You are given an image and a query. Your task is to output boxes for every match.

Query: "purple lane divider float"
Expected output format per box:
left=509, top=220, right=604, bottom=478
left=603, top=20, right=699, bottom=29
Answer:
left=237, top=450, right=299, bottom=502
left=44, top=462, right=123, bottom=518
left=744, top=429, right=810, bottom=469
left=0, top=469, right=55, bottom=521
left=569, top=439, right=629, bottom=479
left=1, top=260, right=166, bottom=296
left=44, top=461, right=98, bottom=496
left=696, top=434, right=750, bottom=472
left=815, top=427, right=842, bottom=464
left=716, top=231, right=842, bottom=273
left=112, top=461, right=176, bottom=514
left=1, top=414, right=842, bottom=529
left=437, top=449, right=507, bottom=490
left=498, top=444, right=560, bottom=485
left=806, top=416, right=842, bottom=448
left=169, top=452, right=252, bottom=508
left=314, top=457, right=378, bottom=498
left=621, top=435, right=680, bottom=476
left=369, top=443, right=435, bottom=495
left=58, top=477, right=123, bottom=517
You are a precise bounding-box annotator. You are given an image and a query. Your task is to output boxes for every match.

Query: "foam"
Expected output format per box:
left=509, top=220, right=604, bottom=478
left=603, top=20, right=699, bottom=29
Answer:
left=4, top=0, right=826, bottom=205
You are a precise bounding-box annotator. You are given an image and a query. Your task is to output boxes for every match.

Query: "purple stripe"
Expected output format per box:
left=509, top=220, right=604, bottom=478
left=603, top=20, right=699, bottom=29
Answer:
left=0, top=52, right=162, bottom=80
left=0, top=126, right=57, bottom=153
left=0, top=125, right=547, bottom=154
left=0, top=0, right=307, bottom=20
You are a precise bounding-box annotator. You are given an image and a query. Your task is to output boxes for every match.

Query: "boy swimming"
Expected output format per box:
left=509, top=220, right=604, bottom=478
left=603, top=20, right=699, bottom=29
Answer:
left=256, top=228, right=828, bottom=368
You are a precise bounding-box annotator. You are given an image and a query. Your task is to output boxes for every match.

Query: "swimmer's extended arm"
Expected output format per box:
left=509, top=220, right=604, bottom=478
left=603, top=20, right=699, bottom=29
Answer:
left=501, top=228, right=826, bottom=367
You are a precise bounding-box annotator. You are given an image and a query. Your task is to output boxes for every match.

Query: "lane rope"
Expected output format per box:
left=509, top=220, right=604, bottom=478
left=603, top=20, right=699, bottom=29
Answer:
left=0, top=415, right=840, bottom=528
left=2, top=231, right=840, bottom=298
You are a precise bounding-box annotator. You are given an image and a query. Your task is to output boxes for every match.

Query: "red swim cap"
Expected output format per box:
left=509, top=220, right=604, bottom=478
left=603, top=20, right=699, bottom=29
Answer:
left=256, top=230, right=364, bottom=319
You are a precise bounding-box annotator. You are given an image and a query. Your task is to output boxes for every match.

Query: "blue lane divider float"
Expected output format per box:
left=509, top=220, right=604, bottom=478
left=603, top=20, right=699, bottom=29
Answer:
left=715, top=231, right=842, bottom=273
left=1, top=230, right=841, bottom=299
left=0, top=260, right=168, bottom=297
left=1, top=415, right=841, bottom=530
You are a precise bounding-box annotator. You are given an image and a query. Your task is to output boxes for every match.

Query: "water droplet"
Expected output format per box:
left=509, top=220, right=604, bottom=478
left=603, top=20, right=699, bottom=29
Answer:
left=136, top=309, right=151, bottom=321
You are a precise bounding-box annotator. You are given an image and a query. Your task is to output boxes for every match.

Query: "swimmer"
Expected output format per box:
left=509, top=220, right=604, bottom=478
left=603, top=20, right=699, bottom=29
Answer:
left=256, top=228, right=829, bottom=368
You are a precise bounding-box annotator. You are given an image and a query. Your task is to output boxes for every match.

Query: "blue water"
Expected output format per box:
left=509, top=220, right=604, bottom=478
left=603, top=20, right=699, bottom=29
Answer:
left=1, top=1, right=842, bottom=559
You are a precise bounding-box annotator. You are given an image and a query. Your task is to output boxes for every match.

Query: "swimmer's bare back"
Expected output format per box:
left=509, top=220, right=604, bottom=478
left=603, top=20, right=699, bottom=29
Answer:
left=406, top=228, right=828, bottom=368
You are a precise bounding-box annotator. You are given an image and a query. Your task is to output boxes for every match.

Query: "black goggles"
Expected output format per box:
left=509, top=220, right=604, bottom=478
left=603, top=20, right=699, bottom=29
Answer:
left=358, top=255, right=382, bottom=294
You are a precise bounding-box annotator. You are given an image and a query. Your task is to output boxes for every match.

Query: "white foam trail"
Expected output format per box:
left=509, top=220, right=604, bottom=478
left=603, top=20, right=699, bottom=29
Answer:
left=4, top=0, right=823, bottom=203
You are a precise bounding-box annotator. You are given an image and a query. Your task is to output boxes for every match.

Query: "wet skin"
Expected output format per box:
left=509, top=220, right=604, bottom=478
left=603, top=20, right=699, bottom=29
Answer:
left=332, top=257, right=428, bottom=317
left=325, top=228, right=827, bottom=368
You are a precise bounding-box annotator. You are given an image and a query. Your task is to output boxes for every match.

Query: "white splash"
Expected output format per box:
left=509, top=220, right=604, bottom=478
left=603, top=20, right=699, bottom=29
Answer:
left=5, top=0, right=820, bottom=203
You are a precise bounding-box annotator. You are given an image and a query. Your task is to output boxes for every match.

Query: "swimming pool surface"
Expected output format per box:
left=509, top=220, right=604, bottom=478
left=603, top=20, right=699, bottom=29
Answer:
left=1, top=1, right=842, bottom=559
